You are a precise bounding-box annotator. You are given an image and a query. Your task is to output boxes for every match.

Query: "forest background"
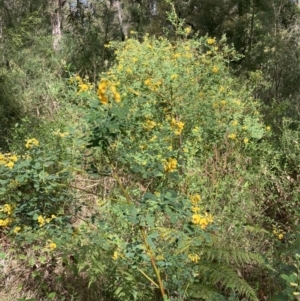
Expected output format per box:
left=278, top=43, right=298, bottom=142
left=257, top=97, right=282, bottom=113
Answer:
left=0, top=0, right=300, bottom=300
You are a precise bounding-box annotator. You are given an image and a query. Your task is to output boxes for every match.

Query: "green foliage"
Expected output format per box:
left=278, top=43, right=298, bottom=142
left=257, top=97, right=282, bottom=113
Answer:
left=129, top=0, right=300, bottom=122
left=74, top=30, right=269, bottom=300
left=0, top=1, right=300, bottom=301
left=87, top=34, right=265, bottom=179
left=270, top=226, right=300, bottom=300
left=258, top=119, right=300, bottom=225
left=0, top=21, right=68, bottom=150
left=0, top=129, right=74, bottom=236
left=63, top=0, right=119, bottom=79
left=0, top=70, right=24, bottom=151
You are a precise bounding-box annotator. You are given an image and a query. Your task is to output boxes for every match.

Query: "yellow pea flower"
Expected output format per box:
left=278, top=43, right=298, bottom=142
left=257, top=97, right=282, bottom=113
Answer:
left=13, top=226, right=21, bottom=234
left=212, top=66, right=219, bottom=73
left=228, top=133, right=236, bottom=140
left=164, top=158, right=177, bottom=173
left=207, top=38, right=215, bottom=45
left=37, top=215, right=45, bottom=227
left=25, top=138, right=39, bottom=149
left=46, top=240, right=57, bottom=250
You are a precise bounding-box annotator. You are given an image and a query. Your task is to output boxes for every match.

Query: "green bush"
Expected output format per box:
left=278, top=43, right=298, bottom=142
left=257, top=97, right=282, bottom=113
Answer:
left=0, top=132, right=74, bottom=242
left=70, top=29, right=270, bottom=301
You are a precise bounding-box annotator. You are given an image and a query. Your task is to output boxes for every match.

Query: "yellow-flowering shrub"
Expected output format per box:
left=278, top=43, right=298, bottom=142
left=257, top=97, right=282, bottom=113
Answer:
left=87, top=34, right=266, bottom=185
left=0, top=135, right=73, bottom=235
left=82, top=32, right=266, bottom=301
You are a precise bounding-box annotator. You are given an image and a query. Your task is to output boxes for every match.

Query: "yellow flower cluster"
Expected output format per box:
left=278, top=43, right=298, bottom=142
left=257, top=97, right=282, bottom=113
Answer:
left=112, top=251, right=119, bottom=260
left=0, top=204, right=14, bottom=228
left=190, top=194, right=213, bottom=229
left=164, top=158, right=177, bottom=173
left=228, top=133, right=236, bottom=140
left=190, top=194, right=201, bottom=205
left=97, top=79, right=121, bottom=104
left=37, top=214, right=56, bottom=227
left=97, top=79, right=109, bottom=104
left=188, top=253, right=200, bottom=263
left=13, top=226, right=21, bottom=234
left=0, top=204, right=13, bottom=215
left=184, top=27, right=192, bottom=35
left=207, top=38, right=216, bottom=45
left=46, top=240, right=57, bottom=251
left=78, top=83, right=93, bottom=94
left=212, top=66, right=219, bottom=73
left=25, top=138, right=39, bottom=149
left=192, top=212, right=213, bottom=229
left=9, top=180, right=20, bottom=188
left=38, top=215, right=45, bottom=226
left=171, top=118, right=185, bottom=135
left=70, top=75, right=93, bottom=94
left=110, top=85, right=121, bottom=102
left=69, top=75, right=82, bottom=84
left=53, top=129, right=69, bottom=138
left=0, top=218, right=12, bottom=227
left=112, top=249, right=124, bottom=260
left=273, top=228, right=284, bottom=240
left=144, top=119, right=157, bottom=130
left=0, top=153, right=18, bottom=169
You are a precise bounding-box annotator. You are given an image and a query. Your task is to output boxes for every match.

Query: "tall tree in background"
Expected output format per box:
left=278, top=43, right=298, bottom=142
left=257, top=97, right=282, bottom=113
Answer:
left=51, top=0, right=66, bottom=50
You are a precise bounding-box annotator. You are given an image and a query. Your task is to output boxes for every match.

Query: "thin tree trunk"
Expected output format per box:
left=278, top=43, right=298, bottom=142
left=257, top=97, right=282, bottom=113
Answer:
left=249, top=0, right=255, bottom=53
left=51, top=0, right=62, bottom=51
left=113, top=0, right=128, bottom=40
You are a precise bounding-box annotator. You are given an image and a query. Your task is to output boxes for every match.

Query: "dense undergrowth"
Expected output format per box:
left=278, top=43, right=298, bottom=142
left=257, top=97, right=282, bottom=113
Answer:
left=1, top=8, right=300, bottom=301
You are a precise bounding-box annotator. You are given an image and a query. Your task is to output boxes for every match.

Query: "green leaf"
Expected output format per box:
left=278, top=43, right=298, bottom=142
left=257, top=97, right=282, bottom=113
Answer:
left=145, top=213, right=155, bottom=227
left=38, top=256, right=46, bottom=264
left=144, top=192, right=156, bottom=200
left=127, top=206, right=138, bottom=224
left=31, top=271, right=40, bottom=279
left=34, top=162, right=41, bottom=169
left=148, top=231, right=159, bottom=239
left=47, top=292, right=56, bottom=299
left=165, top=192, right=172, bottom=200
left=146, top=236, right=156, bottom=251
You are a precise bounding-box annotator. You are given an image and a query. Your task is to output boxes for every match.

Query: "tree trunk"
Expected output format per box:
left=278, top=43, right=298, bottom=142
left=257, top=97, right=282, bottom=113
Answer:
left=51, top=0, right=62, bottom=51
left=112, top=0, right=128, bottom=40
